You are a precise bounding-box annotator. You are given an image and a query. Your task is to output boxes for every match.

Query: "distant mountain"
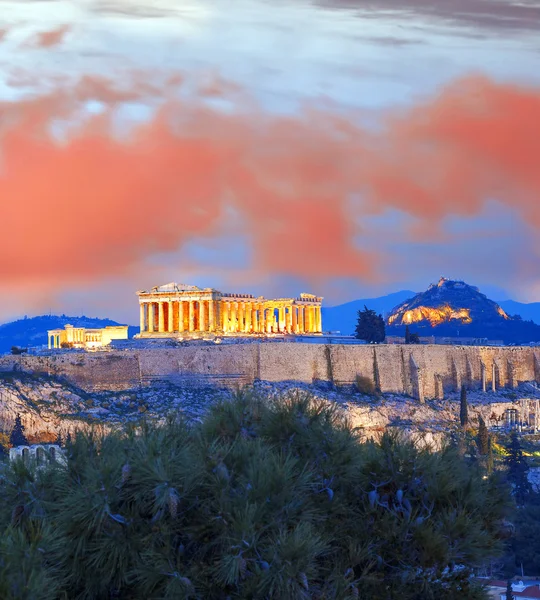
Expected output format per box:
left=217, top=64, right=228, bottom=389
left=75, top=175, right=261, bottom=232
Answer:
left=322, top=290, right=416, bottom=335
left=498, top=300, right=540, bottom=325
left=0, top=315, right=138, bottom=354
left=386, top=278, right=540, bottom=344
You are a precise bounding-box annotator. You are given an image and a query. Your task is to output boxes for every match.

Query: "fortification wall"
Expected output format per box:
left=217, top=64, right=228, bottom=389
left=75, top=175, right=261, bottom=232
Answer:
left=0, top=343, right=538, bottom=400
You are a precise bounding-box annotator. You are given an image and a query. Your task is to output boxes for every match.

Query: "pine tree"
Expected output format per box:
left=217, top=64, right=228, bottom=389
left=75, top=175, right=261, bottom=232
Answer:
left=355, top=306, right=385, bottom=343
left=9, top=414, right=28, bottom=447
left=487, top=435, right=494, bottom=475
left=460, top=386, right=469, bottom=428
left=0, top=390, right=512, bottom=599
left=405, top=325, right=411, bottom=344
left=506, top=580, right=514, bottom=600
left=478, top=416, right=489, bottom=455
left=505, top=432, right=532, bottom=506
left=54, top=432, right=63, bottom=447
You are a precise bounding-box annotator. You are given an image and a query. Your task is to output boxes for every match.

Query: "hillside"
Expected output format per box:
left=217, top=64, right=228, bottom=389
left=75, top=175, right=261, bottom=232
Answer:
left=0, top=315, right=138, bottom=354
left=386, top=278, right=540, bottom=344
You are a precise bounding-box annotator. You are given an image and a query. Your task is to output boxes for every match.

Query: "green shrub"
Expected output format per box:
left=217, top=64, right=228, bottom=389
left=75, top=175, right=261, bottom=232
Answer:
left=354, top=374, right=376, bottom=396
left=0, top=389, right=510, bottom=599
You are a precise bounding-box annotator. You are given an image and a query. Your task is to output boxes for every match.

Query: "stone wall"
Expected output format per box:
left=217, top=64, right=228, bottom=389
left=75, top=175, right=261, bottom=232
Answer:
left=1, top=343, right=538, bottom=399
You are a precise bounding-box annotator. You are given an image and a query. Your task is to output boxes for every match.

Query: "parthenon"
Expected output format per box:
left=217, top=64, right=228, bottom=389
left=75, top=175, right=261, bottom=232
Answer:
left=137, top=283, right=323, bottom=337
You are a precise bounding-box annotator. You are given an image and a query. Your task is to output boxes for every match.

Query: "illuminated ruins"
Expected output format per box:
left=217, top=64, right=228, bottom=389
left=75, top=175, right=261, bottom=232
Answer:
left=48, top=324, right=128, bottom=349
left=137, top=283, right=323, bottom=337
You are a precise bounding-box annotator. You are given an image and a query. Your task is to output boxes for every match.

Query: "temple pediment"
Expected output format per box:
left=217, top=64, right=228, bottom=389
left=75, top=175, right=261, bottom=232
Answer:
left=151, top=282, right=203, bottom=293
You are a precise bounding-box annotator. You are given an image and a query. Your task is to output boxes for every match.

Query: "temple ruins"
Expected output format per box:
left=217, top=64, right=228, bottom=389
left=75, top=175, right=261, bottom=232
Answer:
left=137, top=283, right=323, bottom=337
left=48, top=324, right=128, bottom=349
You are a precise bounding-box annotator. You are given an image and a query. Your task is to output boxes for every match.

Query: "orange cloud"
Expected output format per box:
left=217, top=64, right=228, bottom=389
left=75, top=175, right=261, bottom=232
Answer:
left=24, top=25, right=70, bottom=48
left=0, top=74, right=539, bottom=299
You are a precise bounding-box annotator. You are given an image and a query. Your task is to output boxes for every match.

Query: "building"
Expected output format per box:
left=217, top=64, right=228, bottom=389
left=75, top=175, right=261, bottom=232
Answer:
left=137, top=283, right=323, bottom=337
left=386, top=335, right=504, bottom=346
left=48, top=324, right=129, bottom=349
left=10, top=444, right=67, bottom=466
left=481, top=580, right=540, bottom=600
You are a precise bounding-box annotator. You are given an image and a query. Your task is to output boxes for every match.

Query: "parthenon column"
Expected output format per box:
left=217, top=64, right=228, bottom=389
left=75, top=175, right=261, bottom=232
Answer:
left=189, top=301, right=195, bottom=332
left=278, top=306, right=285, bottom=333
left=253, top=305, right=259, bottom=332
left=140, top=304, right=146, bottom=333
left=158, top=302, right=165, bottom=332
left=292, top=305, right=298, bottom=333
left=316, top=307, right=322, bottom=333
left=148, top=303, right=155, bottom=333
left=222, top=301, right=229, bottom=332
left=238, top=302, right=245, bottom=333
left=209, top=300, right=215, bottom=331
left=199, top=301, right=206, bottom=332
left=231, top=302, right=238, bottom=333
left=286, top=306, right=292, bottom=333
left=298, top=306, right=305, bottom=333
left=306, top=306, right=313, bottom=332
left=245, top=302, right=252, bottom=332
left=168, top=301, right=174, bottom=333
left=178, top=301, right=184, bottom=332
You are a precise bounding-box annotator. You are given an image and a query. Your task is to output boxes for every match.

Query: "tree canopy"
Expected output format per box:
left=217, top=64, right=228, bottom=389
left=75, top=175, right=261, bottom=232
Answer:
left=0, top=391, right=510, bottom=600
left=355, top=306, right=386, bottom=343
left=9, top=414, right=28, bottom=447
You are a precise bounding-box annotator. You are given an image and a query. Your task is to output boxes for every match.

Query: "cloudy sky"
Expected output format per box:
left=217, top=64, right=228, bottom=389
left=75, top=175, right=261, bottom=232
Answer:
left=0, top=0, right=539, bottom=323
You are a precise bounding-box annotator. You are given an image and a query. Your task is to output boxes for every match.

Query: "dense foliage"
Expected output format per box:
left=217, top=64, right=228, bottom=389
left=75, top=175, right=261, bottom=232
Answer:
left=8, top=414, right=28, bottom=447
left=0, top=391, right=510, bottom=599
left=354, top=306, right=385, bottom=343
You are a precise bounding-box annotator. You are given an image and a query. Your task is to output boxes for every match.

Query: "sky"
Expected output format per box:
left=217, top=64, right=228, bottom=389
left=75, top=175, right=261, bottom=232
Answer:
left=0, top=0, right=539, bottom=323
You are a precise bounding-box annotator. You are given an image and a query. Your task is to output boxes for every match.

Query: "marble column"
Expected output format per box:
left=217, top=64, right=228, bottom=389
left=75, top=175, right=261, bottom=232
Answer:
left=178, top=301, right=185, bottom=332
left=253, top=305, right=259, bottom=332
left=139, top=304, right=146, bottom=333
left=278, top=306, right=285, bottom=333
left=158, top=302, right=165, bottom=332
left=148, top=303, right=155, bottom=333
left=316, top=306, right=322, bottom=333
left=292, top=305, right=298, bottom=333
left=245, top=302, right=252, bottom=332
left=168, top=301, right=174, bottom=333
left=286, top=306, right=292, bottom=333
left=238, top=302, right=245, bottom=333
left=222, top=301, right=229, bottom=332
left=189, top=301, right=195, bottom=332
left=199, top=300, right=206, bottom=332
left=209, top=300, right=215, bottom=331
left=492, top=362, right=497, bottom=392
left=298, top=306, right=304, bottom=333
left=231, top=302, right=238, bottom=333
left=306, top=306, right=313, bottom=332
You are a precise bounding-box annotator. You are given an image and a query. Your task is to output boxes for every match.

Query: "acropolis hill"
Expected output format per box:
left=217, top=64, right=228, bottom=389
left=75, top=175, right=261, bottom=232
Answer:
left=2, top=281, right=540, bottom=402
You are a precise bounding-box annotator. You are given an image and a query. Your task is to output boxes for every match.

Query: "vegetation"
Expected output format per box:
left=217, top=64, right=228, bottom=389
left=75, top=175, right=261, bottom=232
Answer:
left=0, top=390, right=510, bottom=600
left=9, top=414, right=28, bottom=447
left=477, top=416, right=489, bottom=455
left=404, top=325, right=420, bottom=344
left=354, top=374, right=376, bottom=396
left=354, top=306, right=385, bottom=343
left=460, top=386, right=469, bottom=428
left=504, top=433, right=532, bottom=508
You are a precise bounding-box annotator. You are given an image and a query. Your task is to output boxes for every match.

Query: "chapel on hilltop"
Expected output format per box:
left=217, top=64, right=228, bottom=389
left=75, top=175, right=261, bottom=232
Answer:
left=137, top=283, right=323, bottom=337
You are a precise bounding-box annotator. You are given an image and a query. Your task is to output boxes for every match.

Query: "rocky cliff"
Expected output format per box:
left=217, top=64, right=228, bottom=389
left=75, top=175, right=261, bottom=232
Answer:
left=0, top=371, right=533, bottom=445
